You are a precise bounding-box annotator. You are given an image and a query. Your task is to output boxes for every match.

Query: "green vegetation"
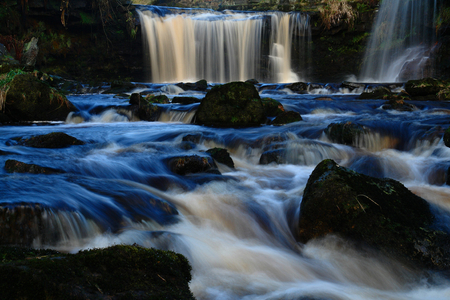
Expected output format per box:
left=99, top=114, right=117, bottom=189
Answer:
left=319, top=0, right=358, bottom=30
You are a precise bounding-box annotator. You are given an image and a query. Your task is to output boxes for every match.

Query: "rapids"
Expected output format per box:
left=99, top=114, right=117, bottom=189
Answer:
left=1, top=83, right=450, bottom=299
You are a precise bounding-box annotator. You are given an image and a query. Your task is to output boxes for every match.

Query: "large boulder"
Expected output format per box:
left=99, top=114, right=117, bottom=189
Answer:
left=325, top=121, right=368, bottom=146
left=167, top=155, right=220, bottom=175
left=13, top=132, right=85, bottom=148
left=404, top=78, right=448, bottom=98
left=3, top=74, right=77, bottom=121
left=194, top=81, right=266, bottom=127
left=297, top=159, right=450, bottom=270
left=0, top=244, right=195, bottom=299
left=358, top=86, right=392, bottom=99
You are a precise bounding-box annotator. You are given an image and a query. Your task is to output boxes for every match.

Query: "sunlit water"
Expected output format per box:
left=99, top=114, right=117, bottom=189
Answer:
left=1, top=84, right=450, bottom=299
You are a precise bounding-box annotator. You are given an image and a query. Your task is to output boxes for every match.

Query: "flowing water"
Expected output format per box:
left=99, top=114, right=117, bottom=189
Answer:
left=137, top=6, right=311, bottom=83
left=360, top=0, right=439, bottom=82
left=1, top=83, right=450, bottom=299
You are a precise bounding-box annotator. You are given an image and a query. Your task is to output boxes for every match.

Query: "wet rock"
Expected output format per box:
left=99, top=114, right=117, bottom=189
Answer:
left=0, top=244, right=195, bottom=300
left=182, top=133, right=203, bottom=144
left=340, top=81, right=365, bottom=92
left=14, top=132, right=85, bottom=148
left=134, top=96, right=163, bottom=121
left=358, top=86, right=392, bottom=99
left=4, top=159, right=62, bottom=174
left=103, top=80, right=138, bottom=94
left=194, top=81, right=266, bottom=127
left=325, top=121, right=367, bottom=146
left=259, top=149, right=286, bottom=165
left=444, top=127, right=450, bottom=148
left=145, top=94, right=170, bottom=104
left=245, top=78, right=259, bottom=85
left=3, top=74, right=77, bottom=121
left=405, top=78, right=449, bottom=99
left=129, top=92, right=142, bottom=106
left=286, top=82, right=308, bottom=93
left=177, top=79, right=208, bottom=91
left=206, top=147, right=234, bottom=168
left=298, top=159, right=450, bottom=270
left=172, top=96, right=201, bottom=105
left=261, top=98, right=285, bottom=117
left=167, top=155, right=220, bottom=175
left=270, top=111, right=302, bottom=125
left=381, top=99, right=417, bottom=111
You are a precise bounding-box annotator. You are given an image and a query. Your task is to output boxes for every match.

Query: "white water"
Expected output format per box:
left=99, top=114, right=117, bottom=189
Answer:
left=137, top=7, right=310, bottom=83
left=360, top=0, right=439, bottom=82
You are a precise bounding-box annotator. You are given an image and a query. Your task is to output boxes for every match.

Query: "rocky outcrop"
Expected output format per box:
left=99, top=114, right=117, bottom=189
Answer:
left=297, top=159, right=450, bottom=270
left=405, top=78, right=450, bottom=100
left=325, top=121, right=367, bottom=146
left=0, top=244, right=195, bottom=300
left=206, top=148, right=234, bottom=169
left=261, top=98, right=285, bottom=117
left=177, top=80, right=208, bottom=91
left=270, top=111, right=302, bottom=125
left=4, top=159, right=62, bottom=174
left=167, top=155, right=220, bottom=175
left=2, top=74, right=77, bottom=122
left=358, top=86, right=392, bottom=99
left=13, top=132, right=85, bottom=148
left=194, top=81, right=266, bottom=127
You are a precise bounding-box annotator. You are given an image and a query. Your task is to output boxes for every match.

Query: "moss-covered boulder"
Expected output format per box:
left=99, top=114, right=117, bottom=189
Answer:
left=2, top=74, right=77, bottom=121
left=145, top=94, right=170, bottom=104
left=261, top=98, right=285, bottom=117
left=14, top=132, right=85, bottom=148
left=167, top=155, right=220, bottom=175
left=177, top=79, right=208, bottom=91
left=0, top=244, right=195, bottom=300
left=358, top=86, right=392, bottom=99
left=270, top=111, right=302, bottom=125
left=404, top=78, right=449, bottom=99
left=286, top=82, right=308, bottom=93
left=325, top=121, right=368, bottom=146
left=298, top=159, right=450, bottom=270
left=444, top=127, right=450, bottom=148
left=206, top=148, right=234, bottom=169
left=4, top=159, right=62, bottom=174
left=194, top=81, right=266, bottom=127
left=381, top=99, right=417, bottom=111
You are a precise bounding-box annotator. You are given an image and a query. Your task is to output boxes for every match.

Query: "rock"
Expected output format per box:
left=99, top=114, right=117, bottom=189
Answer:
left=261, top=98, right=284, bottom=117
left=405, top=78, right=448, bottom=99
left=358, top=86, right=392, bottom=99
left=259, top=149, right=286, bottom=165
left=437, top=88, right=450, bottom=100
left=325, top=121, right=367, bottom=146
left=3, top=74, right=77, bottom=121
left=381, top=99, right=417, bottom=111
left=21, top=37, right=39, bottom=68
left=129, top=92, right=142, bottom=106
left=172, top=96, right=201, bottom=105
left=103, top=80, right=138, bottom=94
left=176, top=79, right=208, bottom=91
left=298, top=159, right=450, bottom=270
left=145, top=94, right=170, bottom=104
left=0, top=244, right=195, bottom=300
left=206, top=148, right=234, bottom=168
left=286, top=82, right=308, bottom=93
left=14, top=132, right=85, bottom=148
left=245, top=78, right=259, bottom=85
left=167, top=155, right=220, bottom=175
left=4, top=159, right=61, bottom=174
left=270, top=111, right=302, bottom=125
left=444, top=127, right=450, bottom=148
left=194, top=81, right=266, bottom=127
left=136, top=99, right=163, bottom=121
left=340, top=81, right=365, bottom=92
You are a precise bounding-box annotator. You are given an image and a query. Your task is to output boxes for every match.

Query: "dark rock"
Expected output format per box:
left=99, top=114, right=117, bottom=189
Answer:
left=405, top=78, right=448, bottom=98
left=259, top=149, right=286, bottom=165
left=103, top=81, right=138, bottom=94
left=286, top=82, right=308, bottom=93
left=3, top=74, right=77, bottom=121
left=245, top=78, right=259, bottom=85
left=325, top=121, right=368, bottom=146
left=0, top=245, right=195, bottom=300
left=261, top=98, right=285, bottom=117
left=444, top=127, right=450, bottom=148
left=340, top=81, right=365, bottom=92
left=145, top=94, right=170, bottom=104
left=137, top=102, right=163, bottom=121
left=298, top=159, right=450, bottom=270
left=177, top=79, right=208, bottom=91
left=194, top=81, right=266, bottom=127
left=359, top=86, right=392, bottom=99
left=270, top=111, right=302, bottom=125
left=381, top=99, right=417, bottom=111
left=182, top=133, right=203, bottom=144
left=14, top=132, right=85, bottom=148
left=129, top=92, right=142, bottom=106
left=206, top=148, right=234, bottom=168
left=4, top=159, right=62, bottom=174
left=172, top=96, right=201, bottom=105
left=167, top=155, right=220, bottom=175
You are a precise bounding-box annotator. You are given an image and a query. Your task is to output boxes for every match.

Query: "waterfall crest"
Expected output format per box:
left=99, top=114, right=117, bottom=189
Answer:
left=137, top=6, right=311, bottom=83
left=360, top=0, right=439, bottom=82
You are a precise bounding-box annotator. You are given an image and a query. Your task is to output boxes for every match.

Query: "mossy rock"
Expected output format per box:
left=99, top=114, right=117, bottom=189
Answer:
left=167, top=155, right=220, bottom=175
left=3, top=74, right=77, bottom=121
left=172, top=96, right=201, bottom=105
left=194, top=81, right=266, bottom=127
left=145, top=94, right=170, bottom=104
left=298, top=159, right=450, bottom=270
left=0, top=244, right=195, bottom=300
left=137, top=102, right=163, bottom=121
left=270, top=111, right=302, bottom=125
left=14, top=132, right=85, bottom=148
left=4, top=159, right=62, bottom=174
left=358, top=86, right=392, bottom=100
left=381, top=99, right=417, bottom=111
left=325, top=121, right=368, bottom=146
left=206, top=148, right=234, bottom=169
left=261, top=98, right=285, bottom=117
left=404, top=78, right=448, bottom=98
left=444, top=127, right=450, bottom=148
left=285, top=82, right=308, bottom=93
left=176, top=79, right=208, bottom=91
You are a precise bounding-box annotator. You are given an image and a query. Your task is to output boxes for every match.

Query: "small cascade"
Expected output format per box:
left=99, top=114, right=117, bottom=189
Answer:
left=137, top=6, right=311, bottom=83
left=360, top=0, right=439, bottom=82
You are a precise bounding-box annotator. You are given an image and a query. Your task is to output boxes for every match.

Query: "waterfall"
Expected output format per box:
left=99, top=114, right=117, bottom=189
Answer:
left=360, top=0, right=439, bottom=82
left=137, top=6, right=311, bottom=83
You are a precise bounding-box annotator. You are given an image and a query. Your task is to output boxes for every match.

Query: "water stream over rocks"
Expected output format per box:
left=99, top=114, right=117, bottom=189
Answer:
left=2, top=81, right=450, bottom=299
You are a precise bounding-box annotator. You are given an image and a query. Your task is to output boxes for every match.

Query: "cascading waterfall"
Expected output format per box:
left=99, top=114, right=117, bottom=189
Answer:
left=137, top=6, right=311, bottom=83
left=360, top=0, right=439, bottom=82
